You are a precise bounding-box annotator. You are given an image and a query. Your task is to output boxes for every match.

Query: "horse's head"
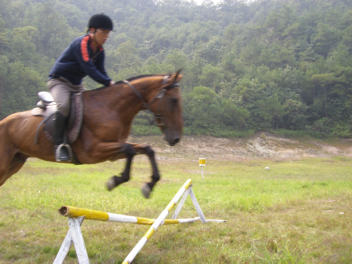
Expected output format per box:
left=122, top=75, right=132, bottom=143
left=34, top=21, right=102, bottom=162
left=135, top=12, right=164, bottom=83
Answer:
left=150, top=70, right=183, bottom=146
left=123, top=70, right=183, bottom=146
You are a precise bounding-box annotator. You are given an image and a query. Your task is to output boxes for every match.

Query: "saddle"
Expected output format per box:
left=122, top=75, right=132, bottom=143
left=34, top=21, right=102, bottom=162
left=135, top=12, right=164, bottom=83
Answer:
left=31, top=91, right=84, bottom=164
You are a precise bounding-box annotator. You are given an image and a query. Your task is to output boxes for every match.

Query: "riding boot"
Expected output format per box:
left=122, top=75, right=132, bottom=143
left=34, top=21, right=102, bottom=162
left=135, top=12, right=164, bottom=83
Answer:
left=53, top=111, right=70, bottom=161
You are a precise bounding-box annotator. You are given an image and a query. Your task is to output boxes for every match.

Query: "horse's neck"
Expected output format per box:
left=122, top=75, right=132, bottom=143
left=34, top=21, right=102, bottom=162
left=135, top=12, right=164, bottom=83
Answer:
left=129, top=78, right=161, bottom=103
left=84, top=78, right=160, bottom=119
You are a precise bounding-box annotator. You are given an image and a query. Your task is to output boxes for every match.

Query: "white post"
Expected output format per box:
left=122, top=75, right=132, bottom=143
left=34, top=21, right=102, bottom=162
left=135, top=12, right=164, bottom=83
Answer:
left=188, top=188, right=207, bottom=223
left=69, top=218, right=90, bottom=264
left=171, top=188, right=190, bottom=219
left=53, top=216, right=89, bottom=264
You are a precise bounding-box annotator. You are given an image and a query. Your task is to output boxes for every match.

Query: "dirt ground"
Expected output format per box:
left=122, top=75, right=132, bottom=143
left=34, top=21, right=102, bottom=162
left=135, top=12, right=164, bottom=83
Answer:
left=127, top=132, right=352, bottom=161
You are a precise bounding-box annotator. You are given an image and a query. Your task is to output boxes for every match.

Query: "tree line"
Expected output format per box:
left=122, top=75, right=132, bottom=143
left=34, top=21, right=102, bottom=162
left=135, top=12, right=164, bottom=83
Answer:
left=1, top=0, right=352, bottom=138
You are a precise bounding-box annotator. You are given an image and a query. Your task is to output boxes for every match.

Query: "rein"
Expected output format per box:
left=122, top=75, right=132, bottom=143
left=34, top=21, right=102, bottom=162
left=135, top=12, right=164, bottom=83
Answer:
left=123, top=76, right=180, bottom=127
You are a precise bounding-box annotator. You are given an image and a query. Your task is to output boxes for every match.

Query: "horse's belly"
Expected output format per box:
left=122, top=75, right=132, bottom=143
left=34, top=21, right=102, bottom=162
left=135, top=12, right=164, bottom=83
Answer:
left=110, top=153, right=126, bottom=161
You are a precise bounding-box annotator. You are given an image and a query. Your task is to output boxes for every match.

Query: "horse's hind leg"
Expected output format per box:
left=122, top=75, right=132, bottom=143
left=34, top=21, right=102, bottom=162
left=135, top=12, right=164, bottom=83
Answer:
left=0, top=148, right=15, bottom=186
left=0, top=153, right=28, bottom=186
left=8, top=153, right=28, bottom=176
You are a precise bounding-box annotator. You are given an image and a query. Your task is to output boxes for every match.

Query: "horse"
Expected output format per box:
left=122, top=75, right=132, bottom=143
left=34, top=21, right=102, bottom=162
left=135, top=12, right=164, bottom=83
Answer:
left=0, top=70, right=183, bottom=198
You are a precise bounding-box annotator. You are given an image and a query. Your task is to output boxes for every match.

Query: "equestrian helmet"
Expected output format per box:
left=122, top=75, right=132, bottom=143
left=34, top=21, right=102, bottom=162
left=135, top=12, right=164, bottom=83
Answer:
left=88, top=13, right=113, bottom=31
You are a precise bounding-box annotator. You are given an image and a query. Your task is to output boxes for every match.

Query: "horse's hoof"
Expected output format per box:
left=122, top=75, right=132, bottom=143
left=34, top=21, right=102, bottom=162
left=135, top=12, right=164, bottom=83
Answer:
left=106, top=176, right=117, bottom=191
left=141, top=184, right=151, bottom=199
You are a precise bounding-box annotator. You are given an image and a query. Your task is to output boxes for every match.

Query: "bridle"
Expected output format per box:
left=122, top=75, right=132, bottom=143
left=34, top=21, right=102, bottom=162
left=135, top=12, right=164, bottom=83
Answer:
left=123, top=75, right=180, bottom=127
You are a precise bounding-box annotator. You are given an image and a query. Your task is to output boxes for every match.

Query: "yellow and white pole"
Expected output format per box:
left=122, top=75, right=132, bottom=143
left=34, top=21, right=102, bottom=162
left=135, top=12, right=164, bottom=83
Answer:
left=58, top=205, right=199, bottom=225
left=122, top=179, right=192, bottom=264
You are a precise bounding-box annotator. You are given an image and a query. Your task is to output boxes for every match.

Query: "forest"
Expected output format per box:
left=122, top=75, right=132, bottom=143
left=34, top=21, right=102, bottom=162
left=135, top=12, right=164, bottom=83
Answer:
left=0, top=0, right=352, bottom=138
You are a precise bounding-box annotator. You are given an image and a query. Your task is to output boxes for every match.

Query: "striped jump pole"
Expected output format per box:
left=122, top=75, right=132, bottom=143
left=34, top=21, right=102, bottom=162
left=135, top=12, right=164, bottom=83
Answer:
left=58, top=205, right=201, bottom=225
left=122, top=179, right=192, bottom=264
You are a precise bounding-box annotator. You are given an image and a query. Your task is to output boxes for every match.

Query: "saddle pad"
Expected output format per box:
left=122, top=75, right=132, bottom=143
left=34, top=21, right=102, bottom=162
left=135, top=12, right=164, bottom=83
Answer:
left=31, top=92, right=84, bottom=144
left=68, top=92, right=84, bottom=143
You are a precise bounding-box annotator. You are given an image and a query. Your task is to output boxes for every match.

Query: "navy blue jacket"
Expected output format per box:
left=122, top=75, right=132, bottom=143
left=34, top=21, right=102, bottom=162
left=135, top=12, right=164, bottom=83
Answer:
left=49, top=34, right=111, bottom=86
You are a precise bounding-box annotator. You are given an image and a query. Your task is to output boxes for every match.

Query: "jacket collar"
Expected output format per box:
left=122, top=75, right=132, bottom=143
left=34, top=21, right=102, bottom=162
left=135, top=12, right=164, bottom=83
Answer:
left=88, top=34, right=103, bottom=51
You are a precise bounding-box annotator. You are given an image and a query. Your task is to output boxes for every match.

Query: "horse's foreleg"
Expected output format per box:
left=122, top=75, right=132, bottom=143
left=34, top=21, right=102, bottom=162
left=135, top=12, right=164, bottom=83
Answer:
left=91, top=141, right=159, bottom=199
left=106, top=143, right=136, bottom=191
left=129, top=144, right=160, bottom=199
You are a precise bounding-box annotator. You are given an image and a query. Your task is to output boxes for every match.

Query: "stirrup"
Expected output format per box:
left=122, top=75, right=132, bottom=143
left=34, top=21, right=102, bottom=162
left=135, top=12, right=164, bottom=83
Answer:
left=56, top=144, right=73, bottom=162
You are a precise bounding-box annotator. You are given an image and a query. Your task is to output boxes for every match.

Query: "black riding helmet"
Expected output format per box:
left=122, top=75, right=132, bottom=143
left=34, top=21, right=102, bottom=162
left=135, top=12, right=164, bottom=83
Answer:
left=87, top=13, right=113, bottom=32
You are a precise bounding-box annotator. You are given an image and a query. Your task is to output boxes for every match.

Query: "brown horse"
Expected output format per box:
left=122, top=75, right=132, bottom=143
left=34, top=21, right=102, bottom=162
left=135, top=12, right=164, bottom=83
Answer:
left=0, top=71, right=183, bottom=198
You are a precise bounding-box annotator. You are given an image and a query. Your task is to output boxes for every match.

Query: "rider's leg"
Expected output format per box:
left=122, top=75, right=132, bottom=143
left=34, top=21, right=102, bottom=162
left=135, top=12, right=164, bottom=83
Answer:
left=48, top=79, right=72, bottom=161
left=48, top=78, right=85, bottom=161
left=53, top=111, right=70, bottom=161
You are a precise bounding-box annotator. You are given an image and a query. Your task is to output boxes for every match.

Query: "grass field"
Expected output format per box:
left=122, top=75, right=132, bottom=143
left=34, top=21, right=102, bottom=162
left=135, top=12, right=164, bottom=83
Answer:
left=1, top=154, right=352, bottom=263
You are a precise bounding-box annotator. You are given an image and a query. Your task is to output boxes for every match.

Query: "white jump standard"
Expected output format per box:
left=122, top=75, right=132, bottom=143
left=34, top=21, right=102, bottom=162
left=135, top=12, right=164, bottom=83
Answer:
left=54, top=179, right=225, bottom=264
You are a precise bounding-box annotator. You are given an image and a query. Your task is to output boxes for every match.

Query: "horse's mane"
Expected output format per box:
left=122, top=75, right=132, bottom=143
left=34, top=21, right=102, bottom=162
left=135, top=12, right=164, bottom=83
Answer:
left=92, top=74, right=166, bottom=92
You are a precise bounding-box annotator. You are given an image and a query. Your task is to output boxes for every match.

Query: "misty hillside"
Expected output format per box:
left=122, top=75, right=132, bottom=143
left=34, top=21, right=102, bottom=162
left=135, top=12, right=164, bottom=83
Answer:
left=1, top=0, right=352, bottom=138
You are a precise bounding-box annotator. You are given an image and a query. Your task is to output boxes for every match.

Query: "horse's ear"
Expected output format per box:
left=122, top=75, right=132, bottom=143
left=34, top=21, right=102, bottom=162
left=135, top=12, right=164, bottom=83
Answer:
left=173, top=68, right=183, bottom=82
left=176, top=68, right=182, bottom=76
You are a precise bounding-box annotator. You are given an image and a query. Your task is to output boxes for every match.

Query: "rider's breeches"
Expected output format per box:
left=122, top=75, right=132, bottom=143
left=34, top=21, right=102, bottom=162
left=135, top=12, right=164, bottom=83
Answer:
left=47, top=77, right=85, bottom=117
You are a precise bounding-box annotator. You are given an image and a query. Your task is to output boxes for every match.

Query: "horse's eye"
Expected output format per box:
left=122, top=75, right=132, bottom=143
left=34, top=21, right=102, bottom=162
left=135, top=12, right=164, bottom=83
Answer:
left=170, top=98, right=178, bottom=106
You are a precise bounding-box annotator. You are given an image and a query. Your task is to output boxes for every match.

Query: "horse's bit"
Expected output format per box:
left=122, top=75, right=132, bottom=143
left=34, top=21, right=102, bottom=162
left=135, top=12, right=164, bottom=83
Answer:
left=123, top=76, right=180, bottom=127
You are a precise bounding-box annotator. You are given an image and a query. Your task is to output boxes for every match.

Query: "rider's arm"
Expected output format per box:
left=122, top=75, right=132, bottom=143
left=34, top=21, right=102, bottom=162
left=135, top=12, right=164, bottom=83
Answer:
left=95, top=51, right=114, bottom=86
left=96, top=50, right=109, bottom=77
left=74, top=35, right=112, bottom=86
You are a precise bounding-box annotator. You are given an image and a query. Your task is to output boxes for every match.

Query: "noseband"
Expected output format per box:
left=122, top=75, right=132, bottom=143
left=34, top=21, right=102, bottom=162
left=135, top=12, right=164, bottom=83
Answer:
left=123, top=76, right=180, bottom=127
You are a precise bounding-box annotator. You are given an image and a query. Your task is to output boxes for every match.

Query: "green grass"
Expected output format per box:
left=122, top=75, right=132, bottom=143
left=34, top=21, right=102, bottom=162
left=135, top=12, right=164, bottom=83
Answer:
left=1, top=156, right=352, bottom=263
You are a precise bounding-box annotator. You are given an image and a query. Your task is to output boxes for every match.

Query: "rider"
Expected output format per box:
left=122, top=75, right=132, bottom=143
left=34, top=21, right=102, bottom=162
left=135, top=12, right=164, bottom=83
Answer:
left=48, top=13, right=115, bottom=162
